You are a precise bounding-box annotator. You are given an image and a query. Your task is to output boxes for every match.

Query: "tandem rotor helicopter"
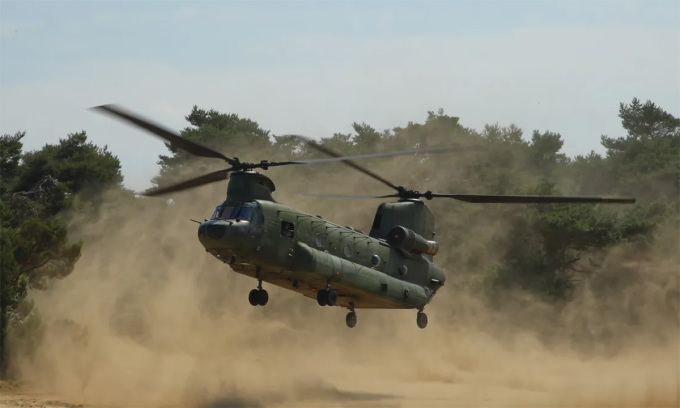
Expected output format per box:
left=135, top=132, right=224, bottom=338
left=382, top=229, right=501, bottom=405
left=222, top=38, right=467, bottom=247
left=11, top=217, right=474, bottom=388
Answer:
left=93, top=104, right=636, bottom=329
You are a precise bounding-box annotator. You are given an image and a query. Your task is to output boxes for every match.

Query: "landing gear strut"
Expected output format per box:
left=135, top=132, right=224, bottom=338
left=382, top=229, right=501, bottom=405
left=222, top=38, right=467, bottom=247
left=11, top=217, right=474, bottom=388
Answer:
left=249, top=277, right=268, bottom=306
left=316, top=282, right=337, bottom=307
left=416, top=310, right=428, bottom=329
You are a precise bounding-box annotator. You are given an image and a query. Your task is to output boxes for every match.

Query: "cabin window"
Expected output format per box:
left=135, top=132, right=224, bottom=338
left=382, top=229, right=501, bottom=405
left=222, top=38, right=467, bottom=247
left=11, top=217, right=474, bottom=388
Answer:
left=343, top=243, right=352, bottom=258
left=314, top=233, right=325, bottom=248
left=281, top=221, right=295, bottom=238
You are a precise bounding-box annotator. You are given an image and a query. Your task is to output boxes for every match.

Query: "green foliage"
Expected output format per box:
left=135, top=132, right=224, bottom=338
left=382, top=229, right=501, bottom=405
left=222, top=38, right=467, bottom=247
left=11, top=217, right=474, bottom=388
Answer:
left=0, top=130, right=123, bottom=378
left=529, top=130, right=567, bottom=174
left=1, top=131, right=121, bottom=290
left=351, top=122, right=383, bottom=149
left=0, top=228, right=24, bottom=378
left=0, top=229, right=26, bottom=315
left=15, top=132, right=123, bottom=211
left=0, top=132, right=24, bottom=196
left=600, top=98, right=680, bottom=201
left=490, top=198, right=666, bottom=302
left=484, top=98, right=679, bottom=302
left=12, top=217, right=81, bottom=290
left=154, top=105, right=272, bottom=188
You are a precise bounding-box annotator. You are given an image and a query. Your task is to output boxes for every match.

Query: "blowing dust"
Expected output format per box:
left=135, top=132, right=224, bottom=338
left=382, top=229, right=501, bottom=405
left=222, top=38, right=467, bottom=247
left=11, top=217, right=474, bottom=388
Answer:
left=10, top=152, right=680, bottom=408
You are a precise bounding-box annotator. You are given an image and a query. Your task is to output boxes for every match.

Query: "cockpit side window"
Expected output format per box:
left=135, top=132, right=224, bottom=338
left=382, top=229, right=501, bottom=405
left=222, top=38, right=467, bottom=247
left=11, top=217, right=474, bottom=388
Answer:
left=237, top=205, right=252, bottom=221
left=249, top=203, right=264, bottom=236
left=250, top=203, right=264, bottom=225
left=210, top=206, right=222, bottom=220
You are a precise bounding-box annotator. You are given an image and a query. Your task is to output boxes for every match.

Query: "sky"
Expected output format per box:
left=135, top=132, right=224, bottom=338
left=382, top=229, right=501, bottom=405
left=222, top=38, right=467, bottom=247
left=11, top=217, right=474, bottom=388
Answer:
left=1, top=0, right=679, bottom=192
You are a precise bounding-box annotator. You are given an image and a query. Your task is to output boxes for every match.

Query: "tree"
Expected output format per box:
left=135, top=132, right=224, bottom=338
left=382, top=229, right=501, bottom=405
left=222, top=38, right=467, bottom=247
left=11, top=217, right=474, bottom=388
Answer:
left=15, top=131, right=123, bottom=214
left=351, top=122, right=383, bottom=150
left=0, top=131, right=123, bottom=378
left=489, top=193, right=661, bottom=303
left=528, top=130, right=567, bottom=174
left=486, top=99, right=679, bottom=303
left=154, top=106, right=272, bottom=189
left=600, top=98, right=680, bottom=201
left=0, top=132, right=24, bottom=197
left=0, top=229, right=25, bottom=378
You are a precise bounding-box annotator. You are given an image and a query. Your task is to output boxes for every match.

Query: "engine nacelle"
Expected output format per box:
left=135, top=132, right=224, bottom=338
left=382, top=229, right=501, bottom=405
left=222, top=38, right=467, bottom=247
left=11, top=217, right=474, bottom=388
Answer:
left=386, top=226, right=439, bottom=256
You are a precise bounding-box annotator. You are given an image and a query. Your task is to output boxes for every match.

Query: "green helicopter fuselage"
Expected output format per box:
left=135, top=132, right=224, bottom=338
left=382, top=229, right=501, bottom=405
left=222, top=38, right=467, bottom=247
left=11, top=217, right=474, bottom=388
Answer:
left=198, top=171, right=446, bottom=310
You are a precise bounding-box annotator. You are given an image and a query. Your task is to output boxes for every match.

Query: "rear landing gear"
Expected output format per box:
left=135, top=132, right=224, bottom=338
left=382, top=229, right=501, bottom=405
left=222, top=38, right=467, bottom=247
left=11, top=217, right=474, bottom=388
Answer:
left=249, top=276, right=268, bottom=306
left=416, top=311, right=428, bottom=329
left=249, top=288, right=268, bottom=306
left=346, top=310, right=357, bottom=328
left=345, top=302, right=357, bottom=328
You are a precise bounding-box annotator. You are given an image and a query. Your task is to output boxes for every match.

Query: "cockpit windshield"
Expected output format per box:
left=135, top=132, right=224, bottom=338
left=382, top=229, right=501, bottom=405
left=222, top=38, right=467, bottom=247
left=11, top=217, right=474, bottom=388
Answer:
left=210, top=201, right=263, bottom=224
left=211, top=205, right=234, bottom=220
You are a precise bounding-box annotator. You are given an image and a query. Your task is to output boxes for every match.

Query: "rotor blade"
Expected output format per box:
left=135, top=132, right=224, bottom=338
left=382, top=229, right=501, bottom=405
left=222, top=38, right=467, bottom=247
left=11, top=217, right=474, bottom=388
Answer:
left=275, top=145, right=465, bottom=165
left=301, top=193, right=399, bottom=199
left=282, top=134, right=399, bottom=190
left=142, top=168, right=232, bottom=196
left=431, top=194, right=636, bottom=204
left=91, top=104, right=237, bottom=164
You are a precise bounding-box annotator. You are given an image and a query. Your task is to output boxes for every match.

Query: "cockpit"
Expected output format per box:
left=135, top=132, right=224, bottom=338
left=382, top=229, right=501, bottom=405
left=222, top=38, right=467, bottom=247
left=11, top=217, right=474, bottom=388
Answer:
left=199, top=201, right=265, bottom=250
left=210, top=201, right=264, bottom=225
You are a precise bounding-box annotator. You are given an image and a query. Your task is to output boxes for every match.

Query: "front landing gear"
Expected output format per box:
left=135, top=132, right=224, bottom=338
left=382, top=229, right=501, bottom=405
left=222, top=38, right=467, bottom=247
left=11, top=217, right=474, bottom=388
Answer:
left=316, top=283, right=337, bottom=307
left=416, top=311, right=428, bottom=329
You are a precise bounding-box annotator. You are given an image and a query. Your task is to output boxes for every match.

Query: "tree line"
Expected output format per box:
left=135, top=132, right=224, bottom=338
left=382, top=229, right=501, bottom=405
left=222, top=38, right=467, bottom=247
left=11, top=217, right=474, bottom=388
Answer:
left=1, top=97, right=678, bottom=376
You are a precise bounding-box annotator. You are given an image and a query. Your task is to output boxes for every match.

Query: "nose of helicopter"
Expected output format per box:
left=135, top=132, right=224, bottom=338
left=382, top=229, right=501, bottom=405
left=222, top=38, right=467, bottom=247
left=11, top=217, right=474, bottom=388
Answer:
left=197, top=219, right=249, bottom=251
left=198, top=222, right=227, bottom=240
left=198, top=220, right=230, bottom=249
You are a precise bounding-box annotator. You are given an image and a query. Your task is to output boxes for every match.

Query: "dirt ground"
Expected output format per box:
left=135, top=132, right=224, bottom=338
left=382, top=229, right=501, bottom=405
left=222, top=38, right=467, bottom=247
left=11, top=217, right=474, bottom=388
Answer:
left=4, top=182, right=679, bottom=408
left=2, top=339, right=678, bottom=408
left=3, top=303, right=679, bottom=408
left=0, top=381, right=81, bottom=408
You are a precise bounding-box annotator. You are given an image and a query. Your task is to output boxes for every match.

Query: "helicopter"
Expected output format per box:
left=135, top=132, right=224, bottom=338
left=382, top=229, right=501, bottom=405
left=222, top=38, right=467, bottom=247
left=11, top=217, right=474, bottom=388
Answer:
left=92, top=104, right=636, bottom=329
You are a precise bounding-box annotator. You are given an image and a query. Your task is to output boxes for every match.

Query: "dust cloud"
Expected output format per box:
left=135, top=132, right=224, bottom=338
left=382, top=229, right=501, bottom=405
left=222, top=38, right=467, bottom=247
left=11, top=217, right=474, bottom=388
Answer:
left=9, top=149, right=680, bottom=408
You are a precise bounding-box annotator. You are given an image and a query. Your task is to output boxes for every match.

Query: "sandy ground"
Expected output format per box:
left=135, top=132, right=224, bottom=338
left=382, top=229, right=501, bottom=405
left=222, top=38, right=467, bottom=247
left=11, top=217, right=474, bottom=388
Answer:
left=4, top=174, right=679, bottom=408
left=0, top=381, right=82, bottom=408
left=0, top=380, right=481, bottom=408
left=0, top=377, right=527, bottom=407
left=3, top=312, right=679, bottom=408
left=2, top=354, right=678, bottom=408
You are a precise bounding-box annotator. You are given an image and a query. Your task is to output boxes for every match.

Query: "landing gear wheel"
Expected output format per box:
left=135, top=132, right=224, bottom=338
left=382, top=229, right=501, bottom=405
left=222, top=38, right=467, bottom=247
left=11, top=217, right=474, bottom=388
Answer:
left=257, top=289, right=269, bottom=306
left=416, top=312, right=428, bottom=329
left=249, top=289, right=260, bottom=306
left=326, top=289, right=337, bottom=306
left=346, top=311, right=357, bottom=328
left=316, top=289, right=328, bottom=306
left=316, top=288, right=337, bottom=306
left=249, top=289, right=269, bottom=306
